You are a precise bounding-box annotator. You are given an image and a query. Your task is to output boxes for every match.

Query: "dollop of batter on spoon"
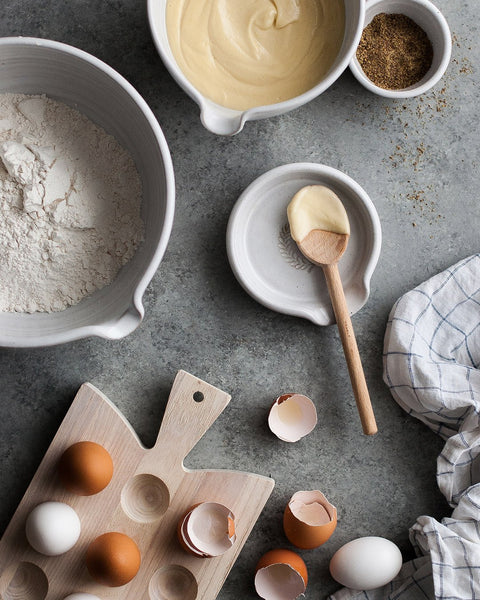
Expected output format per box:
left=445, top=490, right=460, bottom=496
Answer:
left=287, top=185, right=350, bottom=243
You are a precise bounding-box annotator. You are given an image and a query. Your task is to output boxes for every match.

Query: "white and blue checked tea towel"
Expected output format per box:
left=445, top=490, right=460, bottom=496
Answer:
left=330, top=254, right=480, bottom=600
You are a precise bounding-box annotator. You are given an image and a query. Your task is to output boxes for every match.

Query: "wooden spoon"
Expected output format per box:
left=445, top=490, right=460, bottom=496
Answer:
left=297, top=228, right=378, bottom=436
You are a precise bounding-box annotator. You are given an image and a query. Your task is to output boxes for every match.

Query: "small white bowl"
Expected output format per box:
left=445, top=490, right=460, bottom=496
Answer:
left=227, top=163, right=382, bottom=326
left=0, top=37, right=175, bottom=348
left=148, top=1, right=365, bottom=135
left=349, top=0, right=451, bottom=98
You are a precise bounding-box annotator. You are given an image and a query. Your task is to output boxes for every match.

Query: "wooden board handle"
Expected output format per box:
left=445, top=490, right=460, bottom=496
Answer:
left=322, top=264, right=378, bottom=435
left=152, top=370, right=231, bottom=464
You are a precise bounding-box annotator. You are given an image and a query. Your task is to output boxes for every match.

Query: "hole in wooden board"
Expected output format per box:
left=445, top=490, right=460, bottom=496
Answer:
left=121, top=474, right=170, bottom=523
left=4, top=562, right=48, bottom=600
left=193, top=391, right=204, bottom=403
left=149, top=565, right=197, bottom=600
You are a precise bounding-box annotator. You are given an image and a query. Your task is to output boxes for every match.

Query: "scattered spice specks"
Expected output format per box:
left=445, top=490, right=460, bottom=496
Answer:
left=406, top=187, right=445, bottom=225
left=350, top=30, right=473, bottom=230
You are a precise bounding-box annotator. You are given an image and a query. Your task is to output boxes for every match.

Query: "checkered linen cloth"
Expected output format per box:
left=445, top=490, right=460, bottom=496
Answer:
left=329, top=254, right=480, bottom=600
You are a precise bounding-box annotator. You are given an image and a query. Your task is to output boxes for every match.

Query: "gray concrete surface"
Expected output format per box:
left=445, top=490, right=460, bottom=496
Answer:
left=0, top=1, right=476, bottom=598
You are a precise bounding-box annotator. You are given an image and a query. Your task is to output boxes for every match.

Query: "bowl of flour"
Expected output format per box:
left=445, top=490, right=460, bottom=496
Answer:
left=0, top=37, right=174, bottom=347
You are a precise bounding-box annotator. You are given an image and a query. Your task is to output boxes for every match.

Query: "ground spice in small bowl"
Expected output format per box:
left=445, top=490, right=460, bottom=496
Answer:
left=356, top=13, right=433, bottom=90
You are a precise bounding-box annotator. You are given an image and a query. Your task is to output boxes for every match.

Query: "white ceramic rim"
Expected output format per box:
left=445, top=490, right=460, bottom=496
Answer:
left=226, top=162, right=382, bottom=326
left=0, top=37, right=175, bottom=347
left=349, top=0, right=452, bottom=98
left=147, top=0, right=366, bottom=135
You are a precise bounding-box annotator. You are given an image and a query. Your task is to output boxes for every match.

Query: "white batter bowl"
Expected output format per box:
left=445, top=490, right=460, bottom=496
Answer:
left=0, top=37, right=175, bottom=348
left=148, top=0, right=365, bottom=135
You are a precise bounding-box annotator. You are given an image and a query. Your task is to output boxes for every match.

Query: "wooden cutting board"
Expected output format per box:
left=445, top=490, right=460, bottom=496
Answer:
left=0, top=370, right=275, bottom=600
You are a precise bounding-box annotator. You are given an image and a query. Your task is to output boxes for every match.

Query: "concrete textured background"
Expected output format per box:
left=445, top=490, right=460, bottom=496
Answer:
left=0, top=1, right=477, bottom=598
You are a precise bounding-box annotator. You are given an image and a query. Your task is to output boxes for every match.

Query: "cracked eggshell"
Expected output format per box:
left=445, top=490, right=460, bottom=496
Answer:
left=177, top=502, right=236, bottom=558
left=178, top=510, right=206, bottom=557
left=283, top=490, right=337, bottom=549
left=268, top=394, right=317, bottom=442
left=254, top=549, right=307, bottom=600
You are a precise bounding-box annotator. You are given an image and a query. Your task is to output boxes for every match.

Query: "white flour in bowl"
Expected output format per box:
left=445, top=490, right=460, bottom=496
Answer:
left=0, top=94, right=144, bottom=313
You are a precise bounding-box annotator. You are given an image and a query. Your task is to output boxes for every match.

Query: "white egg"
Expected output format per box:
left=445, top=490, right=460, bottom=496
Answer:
left=329, top=536, right=402, bottom=590
left=25, top=501, right=81, bottom=556
left=63, top=594, right=101, bottom=600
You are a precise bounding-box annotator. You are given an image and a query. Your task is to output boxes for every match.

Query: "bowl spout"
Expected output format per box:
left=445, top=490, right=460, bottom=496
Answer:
left=100, top=302, right=144, bottom=340
left=200, top=104, right=245, bottom=136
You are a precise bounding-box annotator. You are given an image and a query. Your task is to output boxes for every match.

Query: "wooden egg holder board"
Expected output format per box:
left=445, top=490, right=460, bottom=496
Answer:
left=0, top=370, right=275, bottom=600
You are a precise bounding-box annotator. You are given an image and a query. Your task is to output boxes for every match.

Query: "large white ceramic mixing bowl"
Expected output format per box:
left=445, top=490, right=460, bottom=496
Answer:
left=0, top=37, right=175, bottom=348
left=148, top=0, right=365, bottom=135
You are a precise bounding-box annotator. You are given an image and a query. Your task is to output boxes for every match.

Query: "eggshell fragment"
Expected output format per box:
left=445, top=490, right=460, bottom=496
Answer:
left=85, top=532, right=141, bottom=587
left=329, top=536, right=403, bottom=590
left=254, top=549, right=307, bottom=600
left=25, top=501, right=81, bottom=556
left=178, top=502, right=236, bottom=557
left=283, top=490, right=337, bottom=549
left=57, top=441, right=114, bottom=496
left=268, top=394, right=317, bottom=442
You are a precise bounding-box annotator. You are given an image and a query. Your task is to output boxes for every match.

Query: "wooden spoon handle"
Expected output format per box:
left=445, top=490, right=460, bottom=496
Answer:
left=322, top=263, right=378, bottom=435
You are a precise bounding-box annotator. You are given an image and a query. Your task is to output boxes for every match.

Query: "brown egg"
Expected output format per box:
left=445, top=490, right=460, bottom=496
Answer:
left=85, top=532, right=141, bottom=587
left=57, top=441, right=113, bottom=496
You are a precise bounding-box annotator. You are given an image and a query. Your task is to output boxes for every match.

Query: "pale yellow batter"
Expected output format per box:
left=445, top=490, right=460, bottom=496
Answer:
left=166, top=0, right=345, bottom=111
left=287, top=185, right=350, bottom=242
